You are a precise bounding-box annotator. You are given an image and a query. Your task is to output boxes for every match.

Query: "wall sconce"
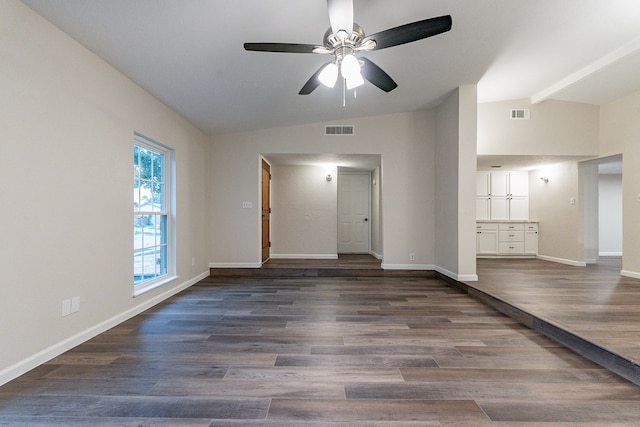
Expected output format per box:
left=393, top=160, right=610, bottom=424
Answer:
left=326, top=174, right=332, bottom=182
left=540, top=176, right=549, bottom=183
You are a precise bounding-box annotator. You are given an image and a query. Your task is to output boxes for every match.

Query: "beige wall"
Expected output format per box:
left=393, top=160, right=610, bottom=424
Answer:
left=479, top=98, right=601, bottom=267
left=529, top=162, right=584, bottom=265
left=478, top=99, right=599, bottom=155
left=600, top=89, right=640, bottom=277
left=0, top=0, right=211, bottom=383
left=434, top=86, right=478, bottom=281
left=270, top=165, right=338, bottom=257
left=208, top=111, right=437, bottom=269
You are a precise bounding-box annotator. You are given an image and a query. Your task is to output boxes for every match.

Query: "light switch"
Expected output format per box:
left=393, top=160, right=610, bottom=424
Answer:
left=242, top=201, right=252, bottom=209
left=62, top=299, right=71, bottom=317
left=71, top=296, right=80, bottom=313
left=569, top=197, right=576, bottom=205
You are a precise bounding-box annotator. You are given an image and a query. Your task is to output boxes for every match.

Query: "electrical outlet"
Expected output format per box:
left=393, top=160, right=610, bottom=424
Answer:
left=409, top=253, right=415, bottom=261
left=192, top=257, right=196, bottom=266
left=242, top=201, right=252, bottom=209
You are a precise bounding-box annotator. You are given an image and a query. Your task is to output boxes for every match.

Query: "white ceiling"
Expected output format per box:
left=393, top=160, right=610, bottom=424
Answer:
left=21, top=0, right=640, bottom=137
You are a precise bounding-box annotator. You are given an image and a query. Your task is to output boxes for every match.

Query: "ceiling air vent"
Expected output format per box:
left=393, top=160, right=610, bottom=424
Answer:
left=510, top=109, right=530, bottom=120
left=325, top=125, right=354, bottom=136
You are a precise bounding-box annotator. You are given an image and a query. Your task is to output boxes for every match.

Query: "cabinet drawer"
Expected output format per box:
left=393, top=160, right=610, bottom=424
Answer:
left=499, top=223, right=524, bottom=231
left=476, top=223, right=498, bottom=231
left=524, top=223, right=539, bottom=231
left=499, top=231, right=524, bottom=242
left=499, top=242, right=524, bottom=254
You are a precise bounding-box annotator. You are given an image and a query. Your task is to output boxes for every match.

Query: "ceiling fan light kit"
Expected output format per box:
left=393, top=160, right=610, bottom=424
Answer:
left=244, top=0, right=452, bottom=96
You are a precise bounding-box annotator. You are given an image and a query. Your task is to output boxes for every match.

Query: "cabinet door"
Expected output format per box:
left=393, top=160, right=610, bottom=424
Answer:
left=509, top=171, right=529, bottom=197
left=476, top=172, right=491, bottom=196
left=476, top=197, right=491, bottom=220
left=490, top=172, right=509, bottom=196
left=477, top=230, right=498, bottom=254
left=525, top=230, right=538, bottom=254
left=509, top=197, right=529, bottom=221
left=490, top=197, right=509, bottom=220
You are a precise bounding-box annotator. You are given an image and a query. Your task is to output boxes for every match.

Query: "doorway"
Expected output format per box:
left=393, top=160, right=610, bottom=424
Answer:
left=581, top=154, right=622, bottom=264
left=338, top=172, right=371, bottom=254
left=261, top=159, right=271, bottom=263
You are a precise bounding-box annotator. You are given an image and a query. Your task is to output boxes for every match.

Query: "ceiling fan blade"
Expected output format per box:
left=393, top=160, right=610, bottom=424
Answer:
left=327, top=0, right=353, bottom=34
left=360, top=57, right=398, bottom=92
left=244, top=43, right=319, bottom=54
left=364, top=15, right=452, bottom=50
left=299, top=62, right=333, bottom=95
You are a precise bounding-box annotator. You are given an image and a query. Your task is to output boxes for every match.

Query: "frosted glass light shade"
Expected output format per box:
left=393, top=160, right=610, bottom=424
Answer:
left=345, top=72, right=364, bottom=89
left=318, top=62, right=339, bottom=88
left=340, top=54, right=361, bottom=81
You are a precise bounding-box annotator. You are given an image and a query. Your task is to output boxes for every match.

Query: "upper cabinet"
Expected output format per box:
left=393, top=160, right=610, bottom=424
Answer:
left=476, top=171, right=529, bottom=221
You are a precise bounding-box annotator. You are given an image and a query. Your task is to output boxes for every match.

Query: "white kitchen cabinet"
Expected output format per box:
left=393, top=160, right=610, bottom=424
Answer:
left=476, top=171, right=529, bottom=221
left=476, top=223, right=498, bottom=255
left=509, top=171, right=529, bottom=197
left=475, top=172, right=491, bottom=220
left=498, top=223, right=524, bottom=254
left=508, top=196, right=529, bottom=221
left=476, top=197, right=491, bottom=221
left=476, top=221, right=538, bottom=257
left=524, top=223, right=539, bottom=255
left=476, top=172, right=491, bottom=196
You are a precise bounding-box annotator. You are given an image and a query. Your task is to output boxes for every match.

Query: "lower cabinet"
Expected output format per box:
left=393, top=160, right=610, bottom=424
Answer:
left=476, top=223, right=498, bottom=254
left=476, top=222, right=538, bottom=257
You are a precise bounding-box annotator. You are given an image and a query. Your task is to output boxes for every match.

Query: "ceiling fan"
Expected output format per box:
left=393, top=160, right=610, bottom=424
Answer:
left=244, top=0, right=452, bottom=95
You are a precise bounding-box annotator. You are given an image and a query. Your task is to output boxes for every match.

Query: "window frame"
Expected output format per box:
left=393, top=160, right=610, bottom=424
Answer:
left=133, top=132, right=176, bottom=296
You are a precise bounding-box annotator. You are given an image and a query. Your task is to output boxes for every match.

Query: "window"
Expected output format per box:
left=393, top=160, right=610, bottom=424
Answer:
left=133, top=133, right=174, bottom=290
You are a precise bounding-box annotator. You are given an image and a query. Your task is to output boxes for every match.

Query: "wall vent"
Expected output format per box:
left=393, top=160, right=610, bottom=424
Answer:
left=325, top=125, right=354, bottom=136
left=510, top=109, right=530, bottom=120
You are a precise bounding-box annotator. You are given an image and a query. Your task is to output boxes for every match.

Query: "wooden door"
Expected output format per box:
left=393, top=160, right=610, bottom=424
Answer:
left=261, top=160, right=271, bottom=262
left=338, top=173, right=370, bottom=253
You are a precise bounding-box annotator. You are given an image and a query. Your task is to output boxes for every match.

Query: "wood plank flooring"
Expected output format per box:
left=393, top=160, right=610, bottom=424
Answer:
left=467, top=257, right=640, bottom=384
left=2, top=268, right=640, bottom=425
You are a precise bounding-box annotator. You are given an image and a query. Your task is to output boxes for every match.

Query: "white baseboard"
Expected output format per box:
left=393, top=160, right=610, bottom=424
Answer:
left=600, top=252, right=623, bottom=257
left=269, top=254, right=338, bottom=260
left=537, top=254, right=586, bottom=267
left=209, top=262, right=262, bottom=268
left=621, top=270, right=640, bottom=279
left=381, top=263, right=434, bottom=270
left=0, top=271, right=210, bottom=387
left=369, top=251, right=383, bottom=260
left=435, top=265, right=478, bottom=282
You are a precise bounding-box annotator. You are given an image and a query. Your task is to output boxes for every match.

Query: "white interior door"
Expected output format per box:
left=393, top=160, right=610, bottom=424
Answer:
left=338, top=173, right=370, bottom=253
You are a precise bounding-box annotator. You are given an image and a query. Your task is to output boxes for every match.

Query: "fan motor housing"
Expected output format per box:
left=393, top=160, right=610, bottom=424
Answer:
left=323, top=23, right=365, bottom=49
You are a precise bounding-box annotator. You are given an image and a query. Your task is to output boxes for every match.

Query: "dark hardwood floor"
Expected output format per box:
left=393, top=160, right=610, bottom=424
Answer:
left=467, top=257, right=640, bottom=385
left=2, top=257, right=640, bottom=425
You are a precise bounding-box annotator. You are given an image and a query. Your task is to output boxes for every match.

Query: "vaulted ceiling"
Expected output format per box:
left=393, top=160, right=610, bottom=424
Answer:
left=22, top=0, right=640, bottom=136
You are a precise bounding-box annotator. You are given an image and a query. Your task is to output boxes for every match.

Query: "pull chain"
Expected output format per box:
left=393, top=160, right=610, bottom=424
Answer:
left=342, top=78, right=346, bottom=107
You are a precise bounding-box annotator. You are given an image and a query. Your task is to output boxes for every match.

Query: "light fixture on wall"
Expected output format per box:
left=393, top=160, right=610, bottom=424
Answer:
left=540, top=176, right=549, bottom=183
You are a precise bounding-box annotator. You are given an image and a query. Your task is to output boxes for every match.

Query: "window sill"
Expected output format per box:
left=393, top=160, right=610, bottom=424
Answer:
left=133, top=275, right=179, bottom=297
